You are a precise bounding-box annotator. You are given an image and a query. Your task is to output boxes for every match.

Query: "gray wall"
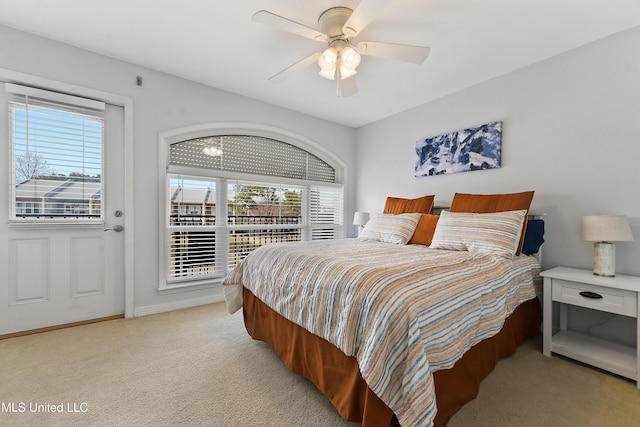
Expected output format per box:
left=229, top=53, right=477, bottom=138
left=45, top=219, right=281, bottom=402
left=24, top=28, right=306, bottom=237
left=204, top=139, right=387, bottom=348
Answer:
left=356, top=25, right=640, bottom=277
left=0, top=24, right=357, bottom=311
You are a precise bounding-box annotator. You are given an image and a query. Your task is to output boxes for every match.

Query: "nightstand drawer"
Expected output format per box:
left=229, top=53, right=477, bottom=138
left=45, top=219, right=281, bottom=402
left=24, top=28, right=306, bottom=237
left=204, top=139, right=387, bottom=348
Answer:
left=552, top=279, right=637, bottom=317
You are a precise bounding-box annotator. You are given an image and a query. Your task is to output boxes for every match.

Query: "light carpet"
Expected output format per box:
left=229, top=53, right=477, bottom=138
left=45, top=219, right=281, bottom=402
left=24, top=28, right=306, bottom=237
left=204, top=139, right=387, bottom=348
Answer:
left=1, top=302, right=639, bottom=427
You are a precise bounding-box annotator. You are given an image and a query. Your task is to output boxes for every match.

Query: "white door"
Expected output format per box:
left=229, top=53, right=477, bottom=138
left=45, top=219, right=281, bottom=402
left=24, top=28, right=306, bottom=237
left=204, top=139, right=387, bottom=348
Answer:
left=0, top=85, right=125, bottom=336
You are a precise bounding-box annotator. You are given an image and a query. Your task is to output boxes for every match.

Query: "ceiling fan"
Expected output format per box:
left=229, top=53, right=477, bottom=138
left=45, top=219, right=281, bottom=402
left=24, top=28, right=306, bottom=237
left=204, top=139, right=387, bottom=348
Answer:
left=253, top=0, right=431, bottom=97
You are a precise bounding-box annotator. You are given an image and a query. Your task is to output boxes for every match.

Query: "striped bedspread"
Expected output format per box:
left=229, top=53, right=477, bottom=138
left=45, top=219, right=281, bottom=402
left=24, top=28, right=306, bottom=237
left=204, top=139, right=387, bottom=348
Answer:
left=223, top=239, right=540, bottom=427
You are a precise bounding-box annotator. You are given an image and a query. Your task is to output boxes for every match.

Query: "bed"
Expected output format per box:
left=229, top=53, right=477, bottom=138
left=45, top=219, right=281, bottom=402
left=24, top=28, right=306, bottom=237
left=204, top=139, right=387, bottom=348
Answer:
left=224, top=192, right=544, bottom=427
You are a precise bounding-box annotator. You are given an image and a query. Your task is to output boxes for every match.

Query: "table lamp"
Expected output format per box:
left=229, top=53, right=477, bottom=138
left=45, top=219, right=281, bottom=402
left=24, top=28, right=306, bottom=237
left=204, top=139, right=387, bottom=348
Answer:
left=581, top=215, right=634, bottom=277
left=353, top=212, right=370, bottom=235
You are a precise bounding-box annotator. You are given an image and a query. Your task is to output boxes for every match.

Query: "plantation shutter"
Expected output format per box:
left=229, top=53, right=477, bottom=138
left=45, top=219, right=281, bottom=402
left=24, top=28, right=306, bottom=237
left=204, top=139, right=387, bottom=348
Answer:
left=7, top=83, right=105, bottom=222
left=310, top=185, right=343, bottom=240
left=167, top=175, right=222, bottom=283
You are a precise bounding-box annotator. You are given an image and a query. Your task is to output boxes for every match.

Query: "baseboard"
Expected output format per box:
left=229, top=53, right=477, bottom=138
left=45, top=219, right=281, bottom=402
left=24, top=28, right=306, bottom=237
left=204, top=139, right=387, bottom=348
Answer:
left=134, top=293, right=226, bottom=317
left=0, top=315, right=124, bottom=340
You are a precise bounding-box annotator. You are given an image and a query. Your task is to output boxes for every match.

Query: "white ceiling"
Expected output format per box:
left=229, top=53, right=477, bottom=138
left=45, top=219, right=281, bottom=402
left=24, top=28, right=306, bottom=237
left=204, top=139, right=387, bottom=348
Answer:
left=1, top=0, right=639, bottom=128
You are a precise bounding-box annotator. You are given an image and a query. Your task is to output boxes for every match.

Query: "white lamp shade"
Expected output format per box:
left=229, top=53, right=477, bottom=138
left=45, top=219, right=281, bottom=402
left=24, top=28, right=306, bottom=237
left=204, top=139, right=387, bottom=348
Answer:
left=318, top=67, right=336, bottom=80
left=581, top=215, right=634, bottom=242
left=318, top=47, right=338, bottom=80
left=339, top=62, right=358, bottom=80
left=340, top=46, right=361, bottom=70
left=353, top=211, right=370, bottom=226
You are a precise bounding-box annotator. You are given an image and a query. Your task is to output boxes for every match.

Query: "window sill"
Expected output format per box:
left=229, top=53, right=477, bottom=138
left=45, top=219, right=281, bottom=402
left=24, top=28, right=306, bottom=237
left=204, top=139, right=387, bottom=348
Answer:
left=158, top=278, right=223, bottom=295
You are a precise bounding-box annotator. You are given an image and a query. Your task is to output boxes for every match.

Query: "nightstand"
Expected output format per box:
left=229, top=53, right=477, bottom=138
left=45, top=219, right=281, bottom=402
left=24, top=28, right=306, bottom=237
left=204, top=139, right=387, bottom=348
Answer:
left=541, top=266, right=640, bottom=388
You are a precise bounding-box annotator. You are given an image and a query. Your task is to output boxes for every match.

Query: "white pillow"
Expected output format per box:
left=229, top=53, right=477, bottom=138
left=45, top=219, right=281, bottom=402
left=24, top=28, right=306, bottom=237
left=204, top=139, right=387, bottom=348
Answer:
left=429, top=210, right=526, bottom=258
left=359, top=213, right=421, bottom=245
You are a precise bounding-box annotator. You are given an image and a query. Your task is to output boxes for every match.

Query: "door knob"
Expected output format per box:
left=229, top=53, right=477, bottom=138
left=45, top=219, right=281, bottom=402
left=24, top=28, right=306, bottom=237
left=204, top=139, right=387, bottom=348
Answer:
left=104, top=225, right=124, bottom=232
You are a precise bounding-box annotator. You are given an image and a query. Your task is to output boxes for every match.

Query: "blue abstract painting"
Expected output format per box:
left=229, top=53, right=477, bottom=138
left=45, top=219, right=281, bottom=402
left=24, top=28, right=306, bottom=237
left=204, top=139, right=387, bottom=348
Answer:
left=415, top=121, right=502, bottom=177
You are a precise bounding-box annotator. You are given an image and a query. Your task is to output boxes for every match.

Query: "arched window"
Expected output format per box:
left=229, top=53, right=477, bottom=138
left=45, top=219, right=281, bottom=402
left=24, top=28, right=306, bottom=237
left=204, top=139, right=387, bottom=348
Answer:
left=159, top=128, right=344, bottom=291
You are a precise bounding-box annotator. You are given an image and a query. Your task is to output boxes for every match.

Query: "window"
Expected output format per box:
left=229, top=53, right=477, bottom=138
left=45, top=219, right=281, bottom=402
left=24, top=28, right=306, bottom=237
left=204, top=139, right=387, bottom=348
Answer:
left=227, top=181, right=304, bottom=271
left=162, top=134, right=343, bottom=288
left=7, top=83, right=105, bottom=223
left=167, top=176, right=219, bottom=282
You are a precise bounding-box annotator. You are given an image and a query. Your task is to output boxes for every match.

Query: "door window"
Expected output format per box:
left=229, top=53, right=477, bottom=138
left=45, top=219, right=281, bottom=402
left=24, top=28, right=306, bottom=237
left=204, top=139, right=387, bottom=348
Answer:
left=7, top=83, right=104, bottom=224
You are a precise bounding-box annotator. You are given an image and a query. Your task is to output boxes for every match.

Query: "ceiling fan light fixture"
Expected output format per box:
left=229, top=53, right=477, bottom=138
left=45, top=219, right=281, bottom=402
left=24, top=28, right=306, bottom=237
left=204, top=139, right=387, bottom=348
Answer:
left=319, top=47, right=337, bottom=66
left=341, top=46, right=361, bottom=69
left=339, top=65, right=358, bottom=80
left=318, top=46, right=338, bottom=80
left=319, top=67, right=336, bottom=80
left=338, top=45, right=360, bottom=79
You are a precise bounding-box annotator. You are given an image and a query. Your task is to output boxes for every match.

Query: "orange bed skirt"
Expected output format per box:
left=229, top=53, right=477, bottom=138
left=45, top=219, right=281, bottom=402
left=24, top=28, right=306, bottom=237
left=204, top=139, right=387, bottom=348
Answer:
left=242, top=287, right=541, bottom=427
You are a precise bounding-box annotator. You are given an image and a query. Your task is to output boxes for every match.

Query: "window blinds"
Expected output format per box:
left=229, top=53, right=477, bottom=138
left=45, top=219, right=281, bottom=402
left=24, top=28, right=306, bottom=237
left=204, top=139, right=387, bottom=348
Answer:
left=167, top=176, right=221, bottom=282
left=7, top=83, right=105, bottom=221
left=310, top=186, right=343, bottom=240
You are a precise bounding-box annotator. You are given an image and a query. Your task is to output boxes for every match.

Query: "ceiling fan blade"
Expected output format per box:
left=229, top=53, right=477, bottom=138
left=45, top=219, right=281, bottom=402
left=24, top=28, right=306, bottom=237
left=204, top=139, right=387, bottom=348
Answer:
left=342, top=0, right=392, bottom=38
left=356, top=41, right=430, bottom=64
left=269, top=52, right=322, bottom=83
left=337, top=75, right=358, bottom=97
left=253, top=10, right=329, bottom=43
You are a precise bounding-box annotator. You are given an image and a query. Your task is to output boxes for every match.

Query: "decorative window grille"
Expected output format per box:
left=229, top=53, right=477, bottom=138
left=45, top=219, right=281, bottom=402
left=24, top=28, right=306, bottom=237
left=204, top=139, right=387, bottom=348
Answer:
left=169, top=135, right=335, bottom=182
left=7, top=83, right=104, bottom=223
left=163, top=134, right=343, bottom=287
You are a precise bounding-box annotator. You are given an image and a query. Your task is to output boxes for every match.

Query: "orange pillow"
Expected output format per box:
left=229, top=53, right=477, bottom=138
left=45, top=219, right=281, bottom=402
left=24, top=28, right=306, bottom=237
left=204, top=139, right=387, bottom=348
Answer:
left=383, top=195, right=434, bottom=215
left=409, top=214, right=440, bottom=245
left=449, top=191, right=534, bottom=255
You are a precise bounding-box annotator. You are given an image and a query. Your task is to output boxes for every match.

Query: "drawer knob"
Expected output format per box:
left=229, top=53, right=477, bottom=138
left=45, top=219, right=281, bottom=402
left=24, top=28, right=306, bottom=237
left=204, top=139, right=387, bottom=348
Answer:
left=579, top=291, right=603, bottom=299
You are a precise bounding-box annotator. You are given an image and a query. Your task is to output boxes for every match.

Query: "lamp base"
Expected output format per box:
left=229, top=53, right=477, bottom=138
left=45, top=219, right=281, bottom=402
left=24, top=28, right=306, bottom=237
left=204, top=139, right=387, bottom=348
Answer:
left=593, top=242, right=616, bottom=277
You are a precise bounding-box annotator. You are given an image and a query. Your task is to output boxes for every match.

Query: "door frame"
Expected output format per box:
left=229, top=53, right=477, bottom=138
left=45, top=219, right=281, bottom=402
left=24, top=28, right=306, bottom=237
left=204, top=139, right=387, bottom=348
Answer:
left=1, top=68, right=135, bottom=318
